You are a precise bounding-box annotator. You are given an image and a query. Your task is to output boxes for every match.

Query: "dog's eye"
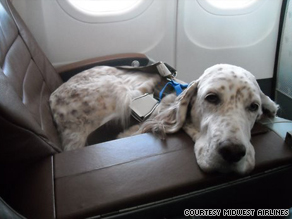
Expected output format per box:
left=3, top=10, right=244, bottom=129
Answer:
left=205, top=93, right=220, bottom=105
left=248, top=103, right=259, bottom=112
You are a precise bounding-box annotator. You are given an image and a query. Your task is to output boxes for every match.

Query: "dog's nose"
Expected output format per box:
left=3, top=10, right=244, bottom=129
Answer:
left=218, top=140, right=246, bottom=163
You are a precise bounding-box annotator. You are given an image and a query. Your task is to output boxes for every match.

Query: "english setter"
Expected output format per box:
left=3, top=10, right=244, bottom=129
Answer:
left=49, top=64, right=278, bottom=174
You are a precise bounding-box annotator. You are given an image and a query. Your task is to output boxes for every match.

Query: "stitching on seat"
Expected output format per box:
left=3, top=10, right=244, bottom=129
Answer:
left=6, top=1, right=48, bottom=84
left=0, top=114, right=62, bottom=153
left=21, top=59, right=33, bottom=102
left=0, top=5, right=18, bottom=67
left=0, top=29, right=18, bottom=68
left=55, top=147, right=191, bottom=180
left=2, top=37, right=32, bottom=101
left=6, top=0, right=61, bottom=101
left=39, top=81, right=45, bottom=130
left=0, top=21, right=8, bottom=66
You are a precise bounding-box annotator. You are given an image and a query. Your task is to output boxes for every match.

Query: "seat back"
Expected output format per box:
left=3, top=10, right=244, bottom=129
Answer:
left=0, top=0, right=63, bottom=166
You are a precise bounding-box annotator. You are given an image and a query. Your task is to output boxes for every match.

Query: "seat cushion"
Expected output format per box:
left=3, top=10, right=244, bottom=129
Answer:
left=54, top=127, right=292, bottom=219
left=0, top=0, right=63, bottom=166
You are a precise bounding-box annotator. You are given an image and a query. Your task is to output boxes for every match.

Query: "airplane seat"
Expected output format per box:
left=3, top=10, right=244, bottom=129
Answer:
left=0, top=0, right=149, bottom=163
left=0, top=0, right=148, bottom=217
left=1, top=0, right=292, bottom=218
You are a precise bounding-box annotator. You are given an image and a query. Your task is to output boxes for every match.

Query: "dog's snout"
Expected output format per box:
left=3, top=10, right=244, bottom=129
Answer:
left=218, top=140, right=246, bottom=163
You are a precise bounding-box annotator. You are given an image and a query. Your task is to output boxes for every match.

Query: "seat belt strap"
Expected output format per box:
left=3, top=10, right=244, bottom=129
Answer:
left=116, top=61, right=177, bottom=79
left=117, top=61, right=188, bottom=122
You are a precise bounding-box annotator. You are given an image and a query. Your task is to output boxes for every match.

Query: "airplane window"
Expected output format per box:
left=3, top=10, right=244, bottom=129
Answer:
left=67, top=0, right=141, bottom=15
left=197, top=0, right=263, bottom=15
left=57, top=0, right=153, bottom=23
left=205, top=0, right=256, bottom=9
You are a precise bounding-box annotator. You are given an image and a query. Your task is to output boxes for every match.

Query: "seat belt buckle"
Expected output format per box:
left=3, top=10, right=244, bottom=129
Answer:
left=130, top=93, right=159, bottom=122
left=156, top=62, right=177, bottom=79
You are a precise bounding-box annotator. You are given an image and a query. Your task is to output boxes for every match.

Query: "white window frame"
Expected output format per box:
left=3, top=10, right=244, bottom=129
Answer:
left=56, top=0, right=154, bottom=23
left=197, top=0, right=266, bottom=15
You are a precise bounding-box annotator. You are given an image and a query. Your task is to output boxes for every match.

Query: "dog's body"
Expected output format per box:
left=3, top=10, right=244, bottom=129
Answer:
left=49, top=66, right=161, bottom=151
left=50, top=64, right=278, bottom=174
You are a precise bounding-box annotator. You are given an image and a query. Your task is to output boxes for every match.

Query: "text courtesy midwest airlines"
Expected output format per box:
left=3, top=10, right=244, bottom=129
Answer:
left=184, top=209, right=289, bottom=217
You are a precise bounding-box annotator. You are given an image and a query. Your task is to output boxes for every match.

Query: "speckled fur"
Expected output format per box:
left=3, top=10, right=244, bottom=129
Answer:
left=126, top=64, right=278, bottom=174
left=50, top=66, right=160, bottom=151
left=50, top=64, right=278, bottom=174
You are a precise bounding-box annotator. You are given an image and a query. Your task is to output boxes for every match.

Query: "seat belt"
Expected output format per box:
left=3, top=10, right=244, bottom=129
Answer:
left=117, top=61, right=177, bottom=79
left=117, top=62, right=188, bottom=122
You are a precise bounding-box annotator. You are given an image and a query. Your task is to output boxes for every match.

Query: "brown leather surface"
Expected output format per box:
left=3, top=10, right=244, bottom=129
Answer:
left=56, top=53, right=149, bottom=74
left=54, top=130, right=292, bottom=219
left=266, top=121, right=292, bottom=139
left=0, top=0, right=63, bottom=165
left=0, top=72, right=61, bottom=163
left=0, top=1, right=61, bottom=217
left=56, top=53, right=151, bottom=82
left=3, top=157, right=55, bottom=219
left=1, top=1, right=292, bottom=219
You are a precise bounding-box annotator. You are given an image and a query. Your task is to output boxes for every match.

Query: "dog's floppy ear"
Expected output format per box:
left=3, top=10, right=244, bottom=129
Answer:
left=259, top=91, right=279, bottom=118
left=140, top=80, right=198, bottom=139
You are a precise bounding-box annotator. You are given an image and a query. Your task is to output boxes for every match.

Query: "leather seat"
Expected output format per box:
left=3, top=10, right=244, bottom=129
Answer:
left=0, top=0, right=146, bottom=160
left=0, top=0, right=63, bottom=163
left=0, top=0, right=150, bottom=164
left=0, top=0, right=148, bottom=216
left=1, top=0, right=292, bottom=218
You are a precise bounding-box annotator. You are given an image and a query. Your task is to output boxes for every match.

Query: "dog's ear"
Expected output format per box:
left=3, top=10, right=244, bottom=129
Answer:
left=140, top=80, right=198, bottom=139
left=259, top=91, right=279, bottom=119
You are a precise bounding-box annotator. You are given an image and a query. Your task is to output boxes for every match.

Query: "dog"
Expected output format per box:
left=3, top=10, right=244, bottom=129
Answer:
left=49, top=64, right=278, bottom=174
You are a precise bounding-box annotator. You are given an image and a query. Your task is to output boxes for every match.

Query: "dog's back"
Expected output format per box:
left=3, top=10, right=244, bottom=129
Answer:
left=49, top=66, right=160, bottom=151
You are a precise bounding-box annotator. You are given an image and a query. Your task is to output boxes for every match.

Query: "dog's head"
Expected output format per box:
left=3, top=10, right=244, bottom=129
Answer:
left=141, top=64, right=278, bottom=174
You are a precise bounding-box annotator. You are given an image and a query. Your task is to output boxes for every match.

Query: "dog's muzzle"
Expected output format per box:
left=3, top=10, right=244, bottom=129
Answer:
left=218, top=140, right=246, bottom=163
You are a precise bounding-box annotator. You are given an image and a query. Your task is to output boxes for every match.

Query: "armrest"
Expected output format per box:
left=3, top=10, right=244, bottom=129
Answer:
left=259, top=116, right=292, bottom=139
left=56, top=53, right=150, bottom=82
left=1, top=157, right=55, bottom=219
left=54, top=129, right=292, bottom=219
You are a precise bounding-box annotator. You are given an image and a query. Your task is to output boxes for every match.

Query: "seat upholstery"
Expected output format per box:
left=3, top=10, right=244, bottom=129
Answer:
left=1, top=0, right=292, bottom=218
left=0, top=3, right=152, bottom=216
left=54, top=130, right=292, bottom=218
left=0, top=0, right=63, bottom=166
left=0, top=0, right=151, bottom=163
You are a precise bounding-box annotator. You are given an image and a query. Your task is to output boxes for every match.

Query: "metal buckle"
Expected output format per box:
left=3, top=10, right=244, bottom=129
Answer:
left=156, top=62, right=177, bottom=79
left=130, top=93, right=159, bottom=122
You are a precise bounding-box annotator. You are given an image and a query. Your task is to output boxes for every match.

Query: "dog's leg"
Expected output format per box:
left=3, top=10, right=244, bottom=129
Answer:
left=61, top=130, right=88, bottom=151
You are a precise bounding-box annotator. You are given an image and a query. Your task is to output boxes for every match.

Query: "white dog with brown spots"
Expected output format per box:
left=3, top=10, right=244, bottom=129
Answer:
left=50, top=64, right=278, bottom=174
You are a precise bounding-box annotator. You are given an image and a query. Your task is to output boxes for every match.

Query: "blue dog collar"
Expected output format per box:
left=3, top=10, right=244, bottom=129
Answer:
left=159, top=80, right=189, bottom=102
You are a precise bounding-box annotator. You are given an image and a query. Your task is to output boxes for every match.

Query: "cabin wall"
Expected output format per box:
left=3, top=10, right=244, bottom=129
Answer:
left=276, top=0, right=292, bottom=120
left=12, top=0, right=282, bottom=83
